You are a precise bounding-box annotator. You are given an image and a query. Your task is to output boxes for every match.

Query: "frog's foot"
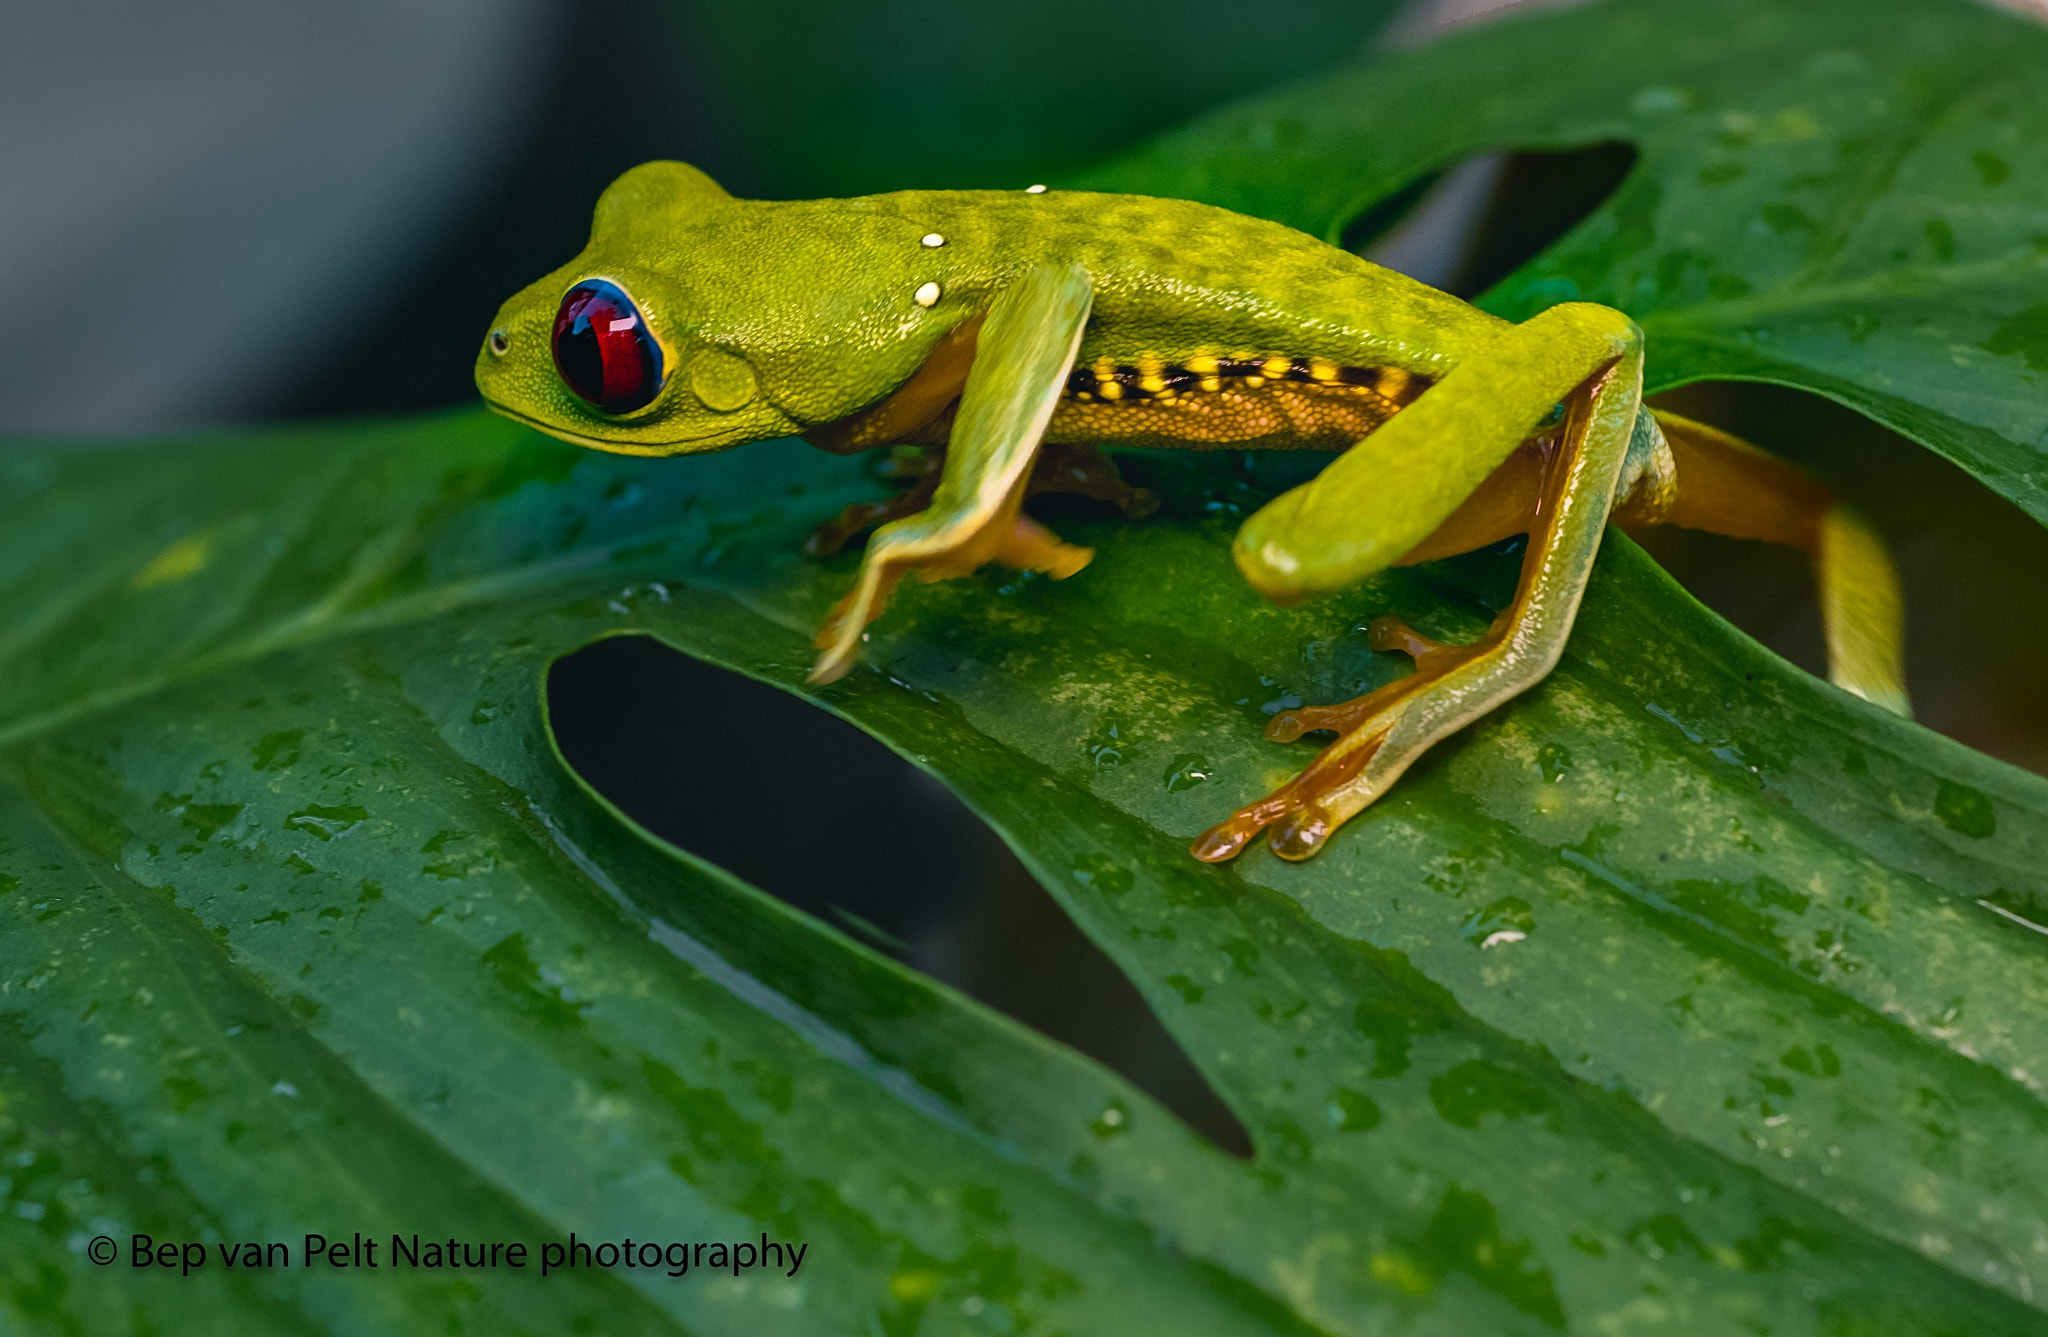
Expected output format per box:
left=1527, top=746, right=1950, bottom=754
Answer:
left=1191, top=616, right=1495, bottom=863
left=1028, top=443, right=1159, bottom=519
left=808, top=511, right=1092, bottom=684
left=804, top=451, right=942, bottom=556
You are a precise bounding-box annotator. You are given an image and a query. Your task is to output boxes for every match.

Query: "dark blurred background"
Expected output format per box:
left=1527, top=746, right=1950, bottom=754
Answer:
left=8, top=0, right=2045, bottom=1152
left=2, top=0, right=1434, bottom=434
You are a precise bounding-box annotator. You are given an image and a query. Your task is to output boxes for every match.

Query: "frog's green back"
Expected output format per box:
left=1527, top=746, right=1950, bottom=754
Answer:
left=861, top=187, right=1500, bottom=374
left=475, top=161, right=1503, bottom=455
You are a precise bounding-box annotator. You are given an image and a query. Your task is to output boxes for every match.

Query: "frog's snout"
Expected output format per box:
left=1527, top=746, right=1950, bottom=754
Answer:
left=486, top=328, right=510, bottom=356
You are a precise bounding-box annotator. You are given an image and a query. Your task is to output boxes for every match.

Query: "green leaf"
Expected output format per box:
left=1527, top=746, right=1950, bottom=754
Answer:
left=6, top=0, right=2048, bottom=1332
left=1080, top=0, right=2048, bottom=522
left=3, top=412, right=2047, bottom=1333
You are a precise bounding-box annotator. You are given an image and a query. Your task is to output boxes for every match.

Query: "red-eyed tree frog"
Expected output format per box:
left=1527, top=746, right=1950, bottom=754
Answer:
left=476, top=161, right=1907, bottom=863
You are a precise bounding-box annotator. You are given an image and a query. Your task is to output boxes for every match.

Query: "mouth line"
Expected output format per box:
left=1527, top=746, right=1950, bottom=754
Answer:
left=480, top=399, right=728, bottom=455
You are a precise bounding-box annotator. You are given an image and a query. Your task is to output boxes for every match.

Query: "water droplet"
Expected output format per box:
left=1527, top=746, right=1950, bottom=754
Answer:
left=1631, top=85, right=1691, bottom=116
left=1163, top=753, right=1213, bottom=792
left=1326, top=1086, right=1381, bottom=1132
left=1085, top=721, right=1126, bottom=769
left=284, top=804, right=368, bottom=841
left=1934, top=778, right=1996, bottom=838
left=1071, top=853, right=1132, bottom=895
left=178, top=802, right=245, bottom=842
left=1428, top=1061, right=1551, bottom=1129
left=1461, top=896, right=1535, bottom=947
left=251, top=729, right=305, bottom=771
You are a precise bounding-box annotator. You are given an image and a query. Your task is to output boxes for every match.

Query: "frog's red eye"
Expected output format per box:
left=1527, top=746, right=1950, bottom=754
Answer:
left=552, top=279, right=664, bottom=414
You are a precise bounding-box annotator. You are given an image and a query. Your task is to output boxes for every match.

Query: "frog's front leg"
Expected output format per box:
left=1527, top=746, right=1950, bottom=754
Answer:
left=809, top=264, right=1095, bottom=683
left=1194, top=303, right=1646, bottom=862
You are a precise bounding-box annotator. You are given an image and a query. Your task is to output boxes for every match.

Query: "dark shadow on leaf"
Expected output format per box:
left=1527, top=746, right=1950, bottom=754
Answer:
left=547, top=634, right=1255, bottom=1157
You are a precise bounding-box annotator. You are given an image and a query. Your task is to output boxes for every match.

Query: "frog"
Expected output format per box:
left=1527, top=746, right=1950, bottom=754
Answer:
left=475, top=160, right=1907, bottom=864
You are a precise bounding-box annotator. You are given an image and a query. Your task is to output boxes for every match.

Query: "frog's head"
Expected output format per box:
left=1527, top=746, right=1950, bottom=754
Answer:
left=474, top=162, right=803, bottom=455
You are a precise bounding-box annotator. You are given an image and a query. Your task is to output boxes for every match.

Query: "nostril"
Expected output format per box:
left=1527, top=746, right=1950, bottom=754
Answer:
left=488, top=329, right=510, bottom=356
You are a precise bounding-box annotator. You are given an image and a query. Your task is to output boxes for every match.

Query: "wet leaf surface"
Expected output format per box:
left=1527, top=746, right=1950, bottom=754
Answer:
left=2, top=414, right=2045, bottom=1333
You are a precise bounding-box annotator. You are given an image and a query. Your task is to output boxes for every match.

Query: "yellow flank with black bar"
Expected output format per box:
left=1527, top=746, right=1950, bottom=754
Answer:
left=1063, top=355, right=1427, bottom=404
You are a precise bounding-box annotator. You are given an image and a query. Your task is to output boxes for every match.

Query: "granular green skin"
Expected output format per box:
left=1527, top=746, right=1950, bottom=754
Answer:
left=475, top=161, right=1505, bottom=456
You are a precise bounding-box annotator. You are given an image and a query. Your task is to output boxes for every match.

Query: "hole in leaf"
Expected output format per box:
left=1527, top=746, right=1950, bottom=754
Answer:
left=1341, top=167, right=1451, bottom=254
left=1453, top=141, right=1637, bottom=298
left=1348, top=141, right=1638, bottom=299
left=547, top=633, right=1254, bottom=1157
left=1644, top=382, right=2048, bottom=778
left=1348, top=158, right=1506, bottom=291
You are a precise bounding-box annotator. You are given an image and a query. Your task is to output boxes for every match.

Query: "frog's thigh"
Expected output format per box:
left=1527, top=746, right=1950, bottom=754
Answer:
left=1195, top=303, right=1645, bottom=863
left=809, top=264, right=1095, bottom=684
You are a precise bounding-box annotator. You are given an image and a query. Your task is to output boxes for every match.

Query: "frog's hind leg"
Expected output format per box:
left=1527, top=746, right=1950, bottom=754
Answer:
left=1632, top=410, right=1907, bottom=716
left=1195, top=302, right=1646, bottom=863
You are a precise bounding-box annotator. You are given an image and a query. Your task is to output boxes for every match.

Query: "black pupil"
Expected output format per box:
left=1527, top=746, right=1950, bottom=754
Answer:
left=552, top=280, right=663, bottom=414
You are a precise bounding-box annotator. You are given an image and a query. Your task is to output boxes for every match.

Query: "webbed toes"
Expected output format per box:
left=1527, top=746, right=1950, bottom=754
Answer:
left=1193, top=729, right=1384, bottom=863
